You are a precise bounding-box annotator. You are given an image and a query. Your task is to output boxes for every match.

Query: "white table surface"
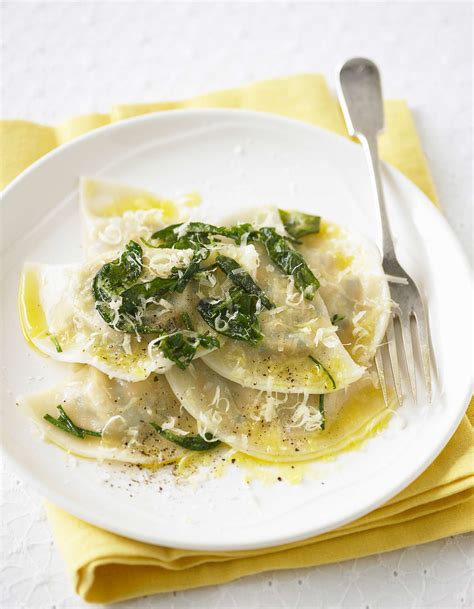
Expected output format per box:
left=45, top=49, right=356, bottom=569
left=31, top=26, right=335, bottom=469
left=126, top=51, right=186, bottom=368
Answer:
left=1, top=2, right=472, bottom=608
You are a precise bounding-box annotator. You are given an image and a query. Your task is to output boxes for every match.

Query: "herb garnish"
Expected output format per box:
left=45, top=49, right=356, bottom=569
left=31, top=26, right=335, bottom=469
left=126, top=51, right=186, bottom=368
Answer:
left=194, top=263, right=218, bottom=282
left=92, top=240, right=144, bottom=332
left=308, top=355, right=337, bottom=390
left=198, top=287, right=263, bottom=345
left=150, top=222, right=254, bottom=248
left=180, top=312, right=194, bottom=331
left=330, top=314, right=345, bottom=325
left=150, top=422, right=221, bottom=451
left=319, top=394, right=326, bottom=430
left=93, top=241, right=206, bottom=334
left=150, top=222, right=215, bottom=249
left=278, top=209, right=321, bottom=239
left=216, top=255, right=274, bottom=310
left=151, top=221, right=320, bottom=299
left=158, top=332, right=219, bottom=369
left=43, top=405, right=102, bottom=439
left=118, top=276, right=176, bottom=320
left=93, top=213, right=322, bottom=354
left=48, top=334, right=62, bottom=353
left=257, top=227, right=319, bottom=299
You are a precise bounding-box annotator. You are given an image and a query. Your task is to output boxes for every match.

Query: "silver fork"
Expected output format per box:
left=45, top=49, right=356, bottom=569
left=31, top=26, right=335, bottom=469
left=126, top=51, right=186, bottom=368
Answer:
left=336, top=57, right=434, bottom=405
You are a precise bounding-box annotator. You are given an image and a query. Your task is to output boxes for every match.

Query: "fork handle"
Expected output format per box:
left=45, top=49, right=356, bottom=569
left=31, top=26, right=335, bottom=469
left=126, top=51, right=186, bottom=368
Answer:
left=359, top=133, right=397, bottom=263
left=337, top=58, right=397, bottom=263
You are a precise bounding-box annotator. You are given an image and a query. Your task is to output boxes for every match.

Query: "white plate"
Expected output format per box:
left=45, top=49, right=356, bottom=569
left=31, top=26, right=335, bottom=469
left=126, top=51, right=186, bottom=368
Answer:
left=0, top=110, right=471, bottom=551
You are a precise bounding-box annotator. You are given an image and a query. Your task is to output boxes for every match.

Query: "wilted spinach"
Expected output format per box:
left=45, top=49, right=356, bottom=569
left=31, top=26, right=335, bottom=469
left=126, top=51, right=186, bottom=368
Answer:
left=308, top=355, right=336, bottom=390
left=92, top=241, right=206, bottom=334
left=257, top=227, right=319, bottom=299
left=92, top=240, right=144, bottom=332
left=278, top=209, right=321, bottom=239
left=150, top=222, right=255, bottom=248
left=216, top=255, right=274, bottom=310
left=318, top=394, right=326, bottom=430
left=150, top=422, right=221, bottom=451
left=158, top=332, right=219, bottom=369
left=198, top=287, right=263, bottom=345
left=44, top=406, right=102, bottom=439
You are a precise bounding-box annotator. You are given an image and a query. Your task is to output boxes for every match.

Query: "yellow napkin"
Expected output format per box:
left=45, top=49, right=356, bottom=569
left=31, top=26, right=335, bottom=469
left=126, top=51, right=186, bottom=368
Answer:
left=1, top=74, right=472, bottom=604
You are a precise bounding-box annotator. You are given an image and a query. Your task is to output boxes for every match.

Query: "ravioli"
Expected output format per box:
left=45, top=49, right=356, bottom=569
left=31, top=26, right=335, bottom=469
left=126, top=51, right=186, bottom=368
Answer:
left=201, top=240, right=364, bottom=393
left=167, top=360, right=391, bottom=462
left=19, top=252, right=211, bottom=381
left=17, top=366, right=198, bottom=464
left=300, top=221, right=391, bottom=366
left=80, top=177, right=189, bottom=257
left=217, top=206, right=390, bottom=367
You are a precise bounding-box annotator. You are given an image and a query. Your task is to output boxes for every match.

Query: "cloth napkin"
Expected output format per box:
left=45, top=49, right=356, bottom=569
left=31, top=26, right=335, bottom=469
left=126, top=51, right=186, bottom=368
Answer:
left=1, top=74, right=472, bottom=604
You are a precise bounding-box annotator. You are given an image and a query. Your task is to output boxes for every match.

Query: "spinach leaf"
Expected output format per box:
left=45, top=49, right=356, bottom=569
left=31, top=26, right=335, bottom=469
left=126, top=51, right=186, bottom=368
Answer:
left=180, top=312, right=194, bottom=331
left=220, top=223, right=256, bottom=243
left=146, top=225, right=214, bottom=261
left=48, top=334, right=62, bottom=353
left=151, top=222, right=217, bottom=248
left=257, top=227, right=319, bottom=299
left=149, top=223, right=183, bottom=244
left=93, top=241, right=143, bottom=297
left=308, top=355, right=337, bottom=390
left=92, top=241, right=143, bottom=330
left=159, top=332, right=219, bottom=369
left=193, top=263, right=219, bottom=286
left=216, top=255, right=274, bottom=310
left=93, top=239, right=209, bottom=333
left=318, top=394, right=326, bottom=430
left=198, top=287, right=263, bottom=345
left=44, top=406, right=102, bottom=439
left=119, top=276, right=177, bottom=316
left=278, top=209, right=321, bottom=239
left=150, top=222, right=256, bottom=248
left=150, top=422, right=221, bottom=451
left=120, top=249, right=208, bottom=318
left=174, top=248, right=210, bottom=292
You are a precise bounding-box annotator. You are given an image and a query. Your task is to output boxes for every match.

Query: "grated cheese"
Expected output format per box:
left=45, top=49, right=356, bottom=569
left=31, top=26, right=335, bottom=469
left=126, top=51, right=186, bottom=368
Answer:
left=288, top=392, right=323, bottom=432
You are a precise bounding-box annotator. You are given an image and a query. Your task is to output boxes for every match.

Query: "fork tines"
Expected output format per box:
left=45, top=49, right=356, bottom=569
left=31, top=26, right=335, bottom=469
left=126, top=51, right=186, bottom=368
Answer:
left=376, top=279, right=434, bottom=408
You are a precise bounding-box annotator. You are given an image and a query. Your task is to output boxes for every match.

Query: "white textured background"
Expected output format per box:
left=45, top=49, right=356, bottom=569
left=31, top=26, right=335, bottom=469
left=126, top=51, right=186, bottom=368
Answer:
left=0, top=1, right=472, bottom=608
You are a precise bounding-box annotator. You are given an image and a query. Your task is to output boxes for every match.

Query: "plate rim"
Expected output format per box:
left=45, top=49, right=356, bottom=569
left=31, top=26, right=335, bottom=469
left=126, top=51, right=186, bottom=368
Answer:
left=1, top=108, right=472, bottom=551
